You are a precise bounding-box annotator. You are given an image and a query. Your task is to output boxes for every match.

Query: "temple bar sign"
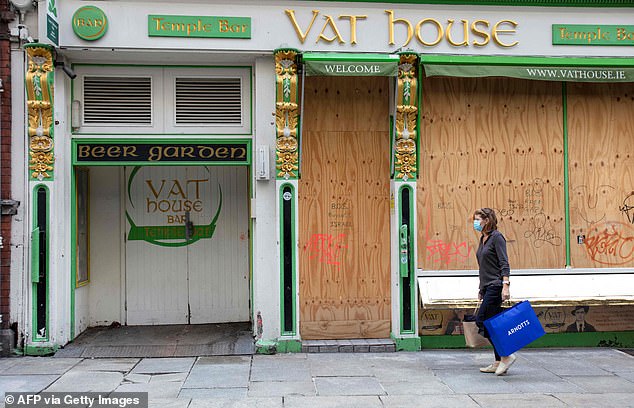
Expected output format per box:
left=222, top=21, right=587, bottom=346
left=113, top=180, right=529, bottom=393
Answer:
left=74, top=142, right=250, bottom=165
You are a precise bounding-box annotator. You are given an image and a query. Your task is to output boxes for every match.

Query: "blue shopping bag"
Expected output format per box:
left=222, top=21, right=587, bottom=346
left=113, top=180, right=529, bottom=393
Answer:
left=484, top=300, right=546, bottom=356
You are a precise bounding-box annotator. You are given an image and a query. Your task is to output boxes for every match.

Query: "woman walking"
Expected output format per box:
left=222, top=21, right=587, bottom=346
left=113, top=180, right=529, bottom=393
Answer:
left=473, top=208, right=516, bottom=376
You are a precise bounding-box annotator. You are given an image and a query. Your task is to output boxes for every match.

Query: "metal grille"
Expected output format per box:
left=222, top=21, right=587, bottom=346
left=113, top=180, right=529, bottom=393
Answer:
left=83, top=76, right=152, bottom=125
left=175, top=77, right=242, bottom=125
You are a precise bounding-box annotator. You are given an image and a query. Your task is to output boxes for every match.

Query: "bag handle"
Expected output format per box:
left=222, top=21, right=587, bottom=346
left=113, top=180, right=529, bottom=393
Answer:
left=473, top=300, right=483, bottom=316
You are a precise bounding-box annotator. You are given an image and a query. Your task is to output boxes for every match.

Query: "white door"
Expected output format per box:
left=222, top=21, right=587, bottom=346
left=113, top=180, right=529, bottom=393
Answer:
left=125, top=166, right=249, bottom=325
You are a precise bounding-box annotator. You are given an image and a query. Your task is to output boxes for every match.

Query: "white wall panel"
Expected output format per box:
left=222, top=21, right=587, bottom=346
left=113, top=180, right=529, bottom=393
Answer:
left=188, top=166, right=250, bottom=324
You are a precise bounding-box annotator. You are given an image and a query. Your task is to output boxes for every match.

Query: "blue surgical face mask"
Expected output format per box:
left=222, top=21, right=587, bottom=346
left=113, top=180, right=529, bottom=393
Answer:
left=473, top=219, right=483, bottom=232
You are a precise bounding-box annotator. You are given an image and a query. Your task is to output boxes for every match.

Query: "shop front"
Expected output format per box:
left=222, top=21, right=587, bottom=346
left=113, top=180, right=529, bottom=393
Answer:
left=11, top=0, right=634, bottom=354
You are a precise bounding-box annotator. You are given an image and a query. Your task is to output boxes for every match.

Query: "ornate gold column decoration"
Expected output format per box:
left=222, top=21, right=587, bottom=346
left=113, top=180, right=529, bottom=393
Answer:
left=394, top=53, right=418, bottom=181
left=25, top=44, right=55, bottom=181
left=274, top=48, right=300, bottom=180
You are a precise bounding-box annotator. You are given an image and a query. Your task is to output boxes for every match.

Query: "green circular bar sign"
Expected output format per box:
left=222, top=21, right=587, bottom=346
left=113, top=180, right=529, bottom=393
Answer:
left=72, top=6, right=108, bottom=41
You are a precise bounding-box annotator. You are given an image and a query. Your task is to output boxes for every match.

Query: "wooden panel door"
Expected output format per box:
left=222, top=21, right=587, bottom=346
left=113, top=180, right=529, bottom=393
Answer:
left=187, top=166, right=250, bottom=324
left=125, top=166, right=249, bottom=325
left=299, top=76, right=391, bottom=339
left=125, top=166, right=189, bottom=325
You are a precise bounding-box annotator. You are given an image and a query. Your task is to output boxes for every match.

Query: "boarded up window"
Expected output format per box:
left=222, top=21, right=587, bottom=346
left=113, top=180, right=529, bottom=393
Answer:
left=417, top=77, right=565, bottom=271
left=568, top=82, right=634, bottom=268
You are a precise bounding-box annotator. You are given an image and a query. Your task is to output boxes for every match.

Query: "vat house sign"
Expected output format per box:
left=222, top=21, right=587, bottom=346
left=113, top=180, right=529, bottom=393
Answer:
left=125, top=166, right=222, bottom=247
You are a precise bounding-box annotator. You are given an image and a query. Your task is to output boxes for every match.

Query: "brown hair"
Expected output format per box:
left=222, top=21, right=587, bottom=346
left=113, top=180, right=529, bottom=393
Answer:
left=474, top=207, right=498, bottom=234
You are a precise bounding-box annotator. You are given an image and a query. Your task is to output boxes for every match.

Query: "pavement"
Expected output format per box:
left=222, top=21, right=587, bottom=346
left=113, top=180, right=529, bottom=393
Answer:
left=0, top=348, right=633, bottom=407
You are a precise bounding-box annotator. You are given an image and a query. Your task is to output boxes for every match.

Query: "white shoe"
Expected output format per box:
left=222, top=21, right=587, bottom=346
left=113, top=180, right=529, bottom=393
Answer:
left=479, top=363, right=499, bottom=373
left=495, top=354, right=517, bottom=376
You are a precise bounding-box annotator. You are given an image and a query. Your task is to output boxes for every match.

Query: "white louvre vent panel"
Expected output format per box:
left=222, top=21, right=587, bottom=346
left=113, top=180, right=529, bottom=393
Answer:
left=175, top=78, right=242, bottom=125
left=83, top=77, right=152, bottom=125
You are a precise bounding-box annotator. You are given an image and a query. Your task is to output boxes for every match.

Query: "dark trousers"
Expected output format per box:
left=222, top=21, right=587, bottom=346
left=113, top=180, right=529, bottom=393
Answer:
left=477, top=284, right=503, bottom=361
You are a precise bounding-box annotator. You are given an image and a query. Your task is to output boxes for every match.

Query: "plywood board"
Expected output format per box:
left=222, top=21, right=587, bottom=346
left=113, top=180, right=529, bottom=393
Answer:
left=568, top=82, right=634, bottom=268
left=417, top=77, right=565, bottom=271
left=299, top=76, right=391, bottom=339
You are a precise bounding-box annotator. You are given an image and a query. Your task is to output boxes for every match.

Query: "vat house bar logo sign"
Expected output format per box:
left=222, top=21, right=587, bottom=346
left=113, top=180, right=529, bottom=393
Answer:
left=125, top=166, right=222, bottom=247
left=72, top=6, right=108, bottom=41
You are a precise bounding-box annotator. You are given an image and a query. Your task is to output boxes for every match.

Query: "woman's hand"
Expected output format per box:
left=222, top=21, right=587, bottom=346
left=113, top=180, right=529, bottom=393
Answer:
left=502, top=285, right=510, bottom=301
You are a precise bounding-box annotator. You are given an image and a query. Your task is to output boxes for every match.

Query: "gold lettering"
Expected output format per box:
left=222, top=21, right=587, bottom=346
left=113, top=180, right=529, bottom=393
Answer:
left=471, top=20, right=490, bottom=46
left=230, top=147, right=246, bottom=159
left=78, top=145, right=91, bottom=158
left=285, top=9, right=319, bottom=44
left=163, top=146, right=179, bottom=158
left=168, top=180, right=186, bottom=199
left=123, top=146, right=138, bottom=157
left=317, top=15, right=345, bottom=43
left=339, top=15, right=367, bottom=45
left=385, top=10, right=412, bottom=46
left=146, top=179, right=166, bottom=199
left=187, top=179, right=208, bottom=199
left=198, top=146, right=215, bottom=159
left=492, top=20, right=518, bottom=47
left=148, top=146, right=162, bottom=161
left=187, top=22, right=197, bottom=36
left=219, top=19, right=229, bottom=33
left=446, top=19, right=468, bottom=47
left=215, top=147, right=229, bottom=159
left=416, top=18, right=442, bottom=47
left=91, top=146, right=105, bottom=158
left=152, top=17, right=164, bottom=31
left=181, top=146, right=195, bottom=158
left=106, top=146, right=121, bottom=157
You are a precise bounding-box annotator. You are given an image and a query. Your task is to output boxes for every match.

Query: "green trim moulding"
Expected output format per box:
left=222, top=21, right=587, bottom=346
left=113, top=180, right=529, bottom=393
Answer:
left=421, top=332, right=634, bottom=349
left=297, top=0, right=634, bottom=7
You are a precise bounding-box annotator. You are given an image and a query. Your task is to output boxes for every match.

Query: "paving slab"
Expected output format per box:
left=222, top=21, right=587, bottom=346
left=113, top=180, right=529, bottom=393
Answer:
left=150, top=373, right=188, bottom=383
left=553, top=392, right=634, bottom=408
left=561, top=374, right=634, bottom=393
left=45, top=370, right=123, bottom=392
left=0, top=375, right=59, bottom=398
left=380, top=379, right=454, bottom=395
left=71, top=358, right=139, bottom=372
left=520, top=352, right=611, bottom=377
left=179, top=387, right=247, bottom=399
left=380, top=394, right=480, bottom=408
left=314, top=376, right=385, bottom=396
left=499, top=363, right=585, bottom=394
left=4, top=357, right=80, bottom=375
left=183, top=358, right=250, bottom=389
left=188, top=397, right=282, bottom=408
left=115, top=381, right=182, bottom=399
left=283, top=396, right=383, bottom=408
left=470, top=393, right=567, bottom=407
left=250, top=356, right=312, bottom=382
left=147, top=398, right=191, bottom=408
left=247, top=381, right=316, bottom=397
left=615, top=370, right=634, bottom=382
left=130, top=357, right=195, bottom=374
left=415, top=350, right=486, bottom=370
left=433, top=369, right=523, bottom=394
left=307, top=354, right=373, bottom=376
left=0, top=359, right=20, bottom=373
left=123, top=373, right=151, bottom=384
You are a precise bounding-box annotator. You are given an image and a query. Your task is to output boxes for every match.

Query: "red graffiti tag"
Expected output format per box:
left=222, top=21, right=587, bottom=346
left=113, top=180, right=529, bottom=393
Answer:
left=305, top=233, right=348, bottom=267
left=584, top=222, right=634, bottom=265
left=424, top=206, right=471, bottom=266
left=426, top=239, right=471, bottom=266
